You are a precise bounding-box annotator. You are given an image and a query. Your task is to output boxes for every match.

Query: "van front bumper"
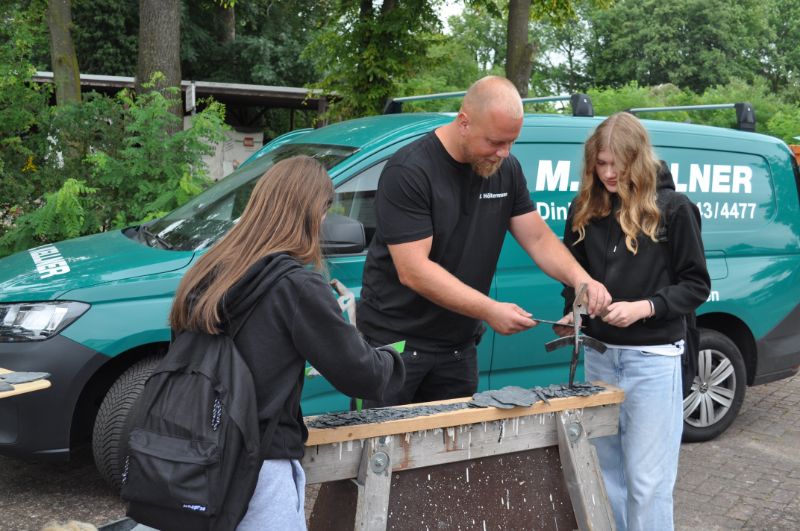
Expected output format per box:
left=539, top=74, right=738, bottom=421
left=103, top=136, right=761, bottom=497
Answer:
left=754, top=302, right=800, bottom=385
left=0, top=335, right=107, bottom=461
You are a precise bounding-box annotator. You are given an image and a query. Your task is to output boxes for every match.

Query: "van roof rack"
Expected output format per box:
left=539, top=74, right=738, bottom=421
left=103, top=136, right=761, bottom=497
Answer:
left=383, top=91, right=594, bottom=117
left=628, top=102, right=756, bottom=132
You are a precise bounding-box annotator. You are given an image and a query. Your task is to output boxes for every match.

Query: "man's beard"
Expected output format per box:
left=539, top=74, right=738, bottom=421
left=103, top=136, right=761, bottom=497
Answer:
left=471, top=158, right=503, bottom=178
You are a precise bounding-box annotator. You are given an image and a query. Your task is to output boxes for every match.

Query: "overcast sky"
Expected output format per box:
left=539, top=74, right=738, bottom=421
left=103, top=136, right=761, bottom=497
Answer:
left=436, top=0, right=464, bottom=33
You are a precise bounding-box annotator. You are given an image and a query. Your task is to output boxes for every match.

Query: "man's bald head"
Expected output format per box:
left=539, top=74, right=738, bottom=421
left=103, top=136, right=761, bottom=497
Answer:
left=461, top=76, right=523, bottom=121
left=437, top=76, right=524, bottom=177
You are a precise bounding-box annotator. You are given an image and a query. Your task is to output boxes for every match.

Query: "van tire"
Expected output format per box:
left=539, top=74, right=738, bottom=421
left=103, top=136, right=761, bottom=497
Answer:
left=682, top=329, right=746, bottom=442
left=92, top=355, right=162, bottom=489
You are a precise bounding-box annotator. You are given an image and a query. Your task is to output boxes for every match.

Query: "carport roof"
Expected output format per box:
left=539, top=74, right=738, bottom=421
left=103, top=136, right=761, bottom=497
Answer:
left=33, top=71, right=331, bottom=110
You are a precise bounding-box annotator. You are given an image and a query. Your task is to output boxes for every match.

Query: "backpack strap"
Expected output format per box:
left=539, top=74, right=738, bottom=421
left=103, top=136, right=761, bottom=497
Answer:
left=226, top=300, right=282, bottom=456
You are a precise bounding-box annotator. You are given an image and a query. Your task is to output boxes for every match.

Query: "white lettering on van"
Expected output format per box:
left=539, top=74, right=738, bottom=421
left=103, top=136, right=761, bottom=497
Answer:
left=707, top=290, right=720, bottom=302
left=537, top=201, right=570, bottom=221
left=28, top=245, right=70, bottom=279
left=682, top=164, right=752, bottom=194
left=670, top=163, right=688, bottom=192
left=532, top=160, right=754, bottom=195
left=712, top=165, right=731, bottom=193
left=732, top=166, right=752, bottom=194
left=690, top=164, right=711, bottom=193
left=535, top=160, right=577, bottom=192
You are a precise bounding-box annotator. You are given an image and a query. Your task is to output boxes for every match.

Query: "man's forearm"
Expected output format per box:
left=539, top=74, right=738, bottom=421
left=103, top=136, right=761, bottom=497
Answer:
left=532, top=231, right=590, bottom=287
left=398, top=258, right=495, bottom=321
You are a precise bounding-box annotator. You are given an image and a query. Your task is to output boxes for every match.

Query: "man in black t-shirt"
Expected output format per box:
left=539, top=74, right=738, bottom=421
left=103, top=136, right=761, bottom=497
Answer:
left=358, top=76, right=611, bottom=406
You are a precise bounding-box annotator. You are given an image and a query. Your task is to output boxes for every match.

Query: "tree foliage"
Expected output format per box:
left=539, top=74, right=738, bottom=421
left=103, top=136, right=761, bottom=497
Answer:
left=586, top=78, right=800, bottom=144
left=305, top=0, right=442, bottom=119
left=0, top=3, right=53, bottom=211
left=0, top=82, right=228, bottom=256
left=585, top=0, right=772, bottom=94
left=0, top=4, right=228, bottom=257
left=71, top=0, right=138, bottom=76
left=182, top=1, right=326, bottom=87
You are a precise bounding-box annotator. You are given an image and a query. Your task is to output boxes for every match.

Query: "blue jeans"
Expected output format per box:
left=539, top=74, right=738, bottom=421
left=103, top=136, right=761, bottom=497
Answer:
left=237, top=459, right=306, bottom=531
left=584, top=346, right=683, bottom=531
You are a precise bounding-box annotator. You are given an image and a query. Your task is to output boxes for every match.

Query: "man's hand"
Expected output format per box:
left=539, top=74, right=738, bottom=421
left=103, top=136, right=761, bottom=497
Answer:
left=602, top=300, right=651, bottom=328
left=553, top=313, right=573, bottom=337
left=581, top=278, right=612, bottom=318
left=486, top=301, right=537, bottom=335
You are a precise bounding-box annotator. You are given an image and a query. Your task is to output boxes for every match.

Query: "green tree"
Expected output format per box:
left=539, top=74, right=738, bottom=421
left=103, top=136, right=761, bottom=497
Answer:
left=391, top=6, right=505, bottom=112
left=304, top=0, right=441, bottom=119
left=46, top=0, right=81, bottom=104
left=0, top=3, right=53, bottom=213
left=585, top=0, right=771, bottom=93
left=501, top=0, right=609, bottom=96
left=71, top=0, right=138, bottom=76
left=530, top=2, right=592, bottom=94
left=182, top=1, right=325, bottom=87
left=0, top=84, right=228, bottom=256
left=136, top=0, right=182, bottom=128
left=759, top=0, right=800, bottom=100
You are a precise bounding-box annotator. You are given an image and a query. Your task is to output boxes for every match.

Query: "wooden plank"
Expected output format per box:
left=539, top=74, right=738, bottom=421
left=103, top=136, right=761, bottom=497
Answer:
left=556, top=410, right=616, bottom=531
left=0, top=368, right=51, bottom=399
left=303, top=404, right=619, bottom=485
left=354, top=437, right=393, bottom=531
left=306, top=384, right=623, bottom=446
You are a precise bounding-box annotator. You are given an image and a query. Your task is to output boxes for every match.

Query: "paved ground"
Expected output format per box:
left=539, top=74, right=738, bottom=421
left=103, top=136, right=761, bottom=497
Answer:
left=674, top=373, right=800, bottom=530
left=1, top=372, right=798, bottom=530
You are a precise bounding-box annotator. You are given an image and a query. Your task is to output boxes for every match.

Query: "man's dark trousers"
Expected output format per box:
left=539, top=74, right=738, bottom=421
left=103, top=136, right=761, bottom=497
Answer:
left=362, top=341, right=478, bottom=408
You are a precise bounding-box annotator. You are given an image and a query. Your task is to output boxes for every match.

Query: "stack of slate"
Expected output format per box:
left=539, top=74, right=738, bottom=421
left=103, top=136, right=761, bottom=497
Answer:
left=307, top=402, right=470, bottom=428
left=0, top=371, right=50, bottom=392
left=469, top=382, right=605, bottom=409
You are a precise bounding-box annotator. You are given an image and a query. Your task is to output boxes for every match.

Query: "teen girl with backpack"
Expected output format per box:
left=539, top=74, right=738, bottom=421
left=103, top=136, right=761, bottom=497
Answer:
left=169, top=155, right=405, bottom=530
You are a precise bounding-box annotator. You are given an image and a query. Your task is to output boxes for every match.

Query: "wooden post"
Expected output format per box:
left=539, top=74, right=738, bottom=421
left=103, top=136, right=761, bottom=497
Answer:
left=354, top=437, right=393, bottom=531
left=556, top=409, right=616, bottom=531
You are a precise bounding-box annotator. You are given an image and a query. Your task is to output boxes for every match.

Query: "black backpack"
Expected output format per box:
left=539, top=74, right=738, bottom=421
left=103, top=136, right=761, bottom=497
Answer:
left=657, top=183, right=703, bottom=398
left=121, top=310, right=275, bottom=531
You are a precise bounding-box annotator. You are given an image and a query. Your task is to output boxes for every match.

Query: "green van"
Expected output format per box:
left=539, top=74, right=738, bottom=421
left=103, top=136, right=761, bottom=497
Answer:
left=1, top=109, right=799, bottom=488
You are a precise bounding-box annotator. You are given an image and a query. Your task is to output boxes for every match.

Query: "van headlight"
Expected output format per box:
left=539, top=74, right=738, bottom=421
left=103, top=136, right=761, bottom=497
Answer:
left=0, top=302, right=90, bottom=342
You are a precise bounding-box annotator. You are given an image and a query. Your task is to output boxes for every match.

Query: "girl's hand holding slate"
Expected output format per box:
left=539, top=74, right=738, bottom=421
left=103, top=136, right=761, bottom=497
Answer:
left=552, top=313, right=574, bottom=337
left=601, top=300, right=653, bottom=328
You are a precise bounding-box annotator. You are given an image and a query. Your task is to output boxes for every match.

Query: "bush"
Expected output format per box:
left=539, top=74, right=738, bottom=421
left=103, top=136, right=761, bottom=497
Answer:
left=0, top=83, right=228, bottom=257
left=586, top=79, right=799, bottom=143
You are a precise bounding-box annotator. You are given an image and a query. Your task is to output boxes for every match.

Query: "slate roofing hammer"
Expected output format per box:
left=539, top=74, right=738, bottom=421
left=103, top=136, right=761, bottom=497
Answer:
left=544, top=283, right=607, bottom=387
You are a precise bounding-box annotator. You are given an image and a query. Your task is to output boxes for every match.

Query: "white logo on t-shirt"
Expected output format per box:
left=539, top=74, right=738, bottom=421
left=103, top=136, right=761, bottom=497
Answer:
left=480, top=192, right=508, bottom=199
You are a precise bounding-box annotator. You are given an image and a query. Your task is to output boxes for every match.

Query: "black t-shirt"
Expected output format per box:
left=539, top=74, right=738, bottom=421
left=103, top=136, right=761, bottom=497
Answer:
left=358, top=131, right=535, bottom=351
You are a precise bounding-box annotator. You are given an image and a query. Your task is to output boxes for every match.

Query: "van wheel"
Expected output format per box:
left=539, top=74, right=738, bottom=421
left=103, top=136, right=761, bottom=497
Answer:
left=682, top=329, right=746, bottom=442
left=92, top=355, right=162, bottom=489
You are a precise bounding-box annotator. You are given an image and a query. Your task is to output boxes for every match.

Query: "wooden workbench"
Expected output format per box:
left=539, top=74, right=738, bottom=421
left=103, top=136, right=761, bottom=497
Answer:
left=303, top=384, right=623, bottom=531
left=0, top=367, right=51, bottom=399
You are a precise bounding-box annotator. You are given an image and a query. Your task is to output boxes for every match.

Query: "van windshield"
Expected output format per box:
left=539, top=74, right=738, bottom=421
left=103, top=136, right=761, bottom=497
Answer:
left=135, top=143, right=357, bottom=251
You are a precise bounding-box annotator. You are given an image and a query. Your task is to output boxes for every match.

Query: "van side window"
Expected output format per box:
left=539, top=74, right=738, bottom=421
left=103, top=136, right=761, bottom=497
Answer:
left=331, top=161, right=386, bottom=246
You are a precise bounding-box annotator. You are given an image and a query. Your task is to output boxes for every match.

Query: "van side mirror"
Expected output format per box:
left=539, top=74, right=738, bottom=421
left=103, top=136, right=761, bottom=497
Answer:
left=321, top=213, right=366, bottom=255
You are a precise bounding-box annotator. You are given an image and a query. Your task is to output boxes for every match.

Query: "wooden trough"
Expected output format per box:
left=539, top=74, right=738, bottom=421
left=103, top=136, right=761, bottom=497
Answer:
left=303, top=384, right=623, bottom=531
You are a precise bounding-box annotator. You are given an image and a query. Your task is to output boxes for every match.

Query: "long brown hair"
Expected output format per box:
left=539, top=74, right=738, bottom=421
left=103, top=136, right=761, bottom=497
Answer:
left=170, top=155, right=333, bottom=334
left=570, top=112, right=661, bottom=254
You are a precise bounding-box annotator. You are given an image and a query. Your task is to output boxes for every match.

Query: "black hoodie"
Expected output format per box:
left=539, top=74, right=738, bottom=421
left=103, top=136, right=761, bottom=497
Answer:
left=222, top=253, right=405, bottom=459
left=563, top=163, right=711, bottom=346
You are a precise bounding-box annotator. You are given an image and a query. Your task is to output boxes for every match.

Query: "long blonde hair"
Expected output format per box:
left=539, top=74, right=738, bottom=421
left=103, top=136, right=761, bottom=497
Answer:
left=570, top=112, right=661, bottom=254
left=170, top=155, right=333, bottom=334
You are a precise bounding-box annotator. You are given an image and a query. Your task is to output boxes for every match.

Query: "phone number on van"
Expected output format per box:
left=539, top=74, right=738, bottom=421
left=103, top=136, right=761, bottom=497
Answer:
left=696, top=202, right=756, bottom=220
